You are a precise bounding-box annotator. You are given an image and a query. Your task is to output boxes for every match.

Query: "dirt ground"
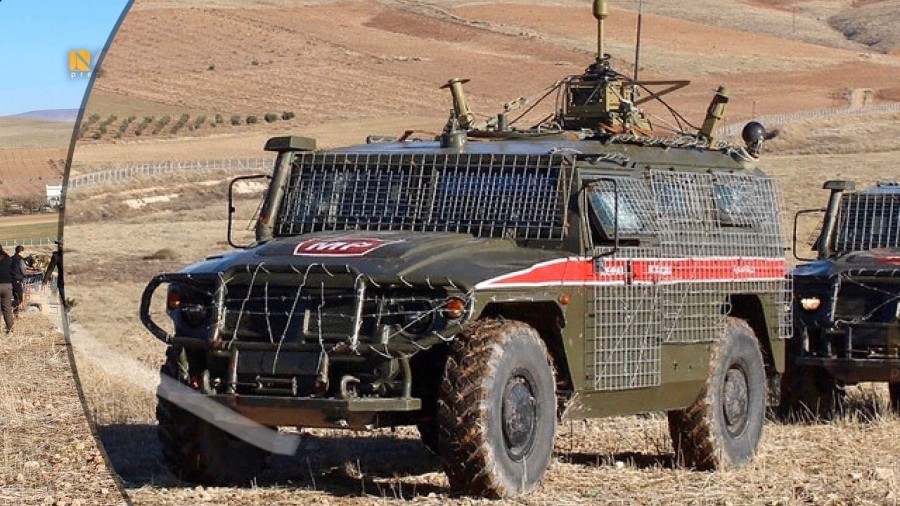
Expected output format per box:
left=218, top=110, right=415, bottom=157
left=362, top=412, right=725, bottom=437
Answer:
left=0, top=148, right=67, bottom=199
left=0, top=214, right=59, bottom=228
left=0, top=117, right=71, bottom=199
left=0, top=314, right=124, bottom=506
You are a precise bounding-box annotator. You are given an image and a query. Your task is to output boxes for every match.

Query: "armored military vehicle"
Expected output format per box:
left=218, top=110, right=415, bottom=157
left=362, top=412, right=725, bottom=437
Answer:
left=140, top=1, right=790, bottom=497
left=783, top=181, right=900, bottom=418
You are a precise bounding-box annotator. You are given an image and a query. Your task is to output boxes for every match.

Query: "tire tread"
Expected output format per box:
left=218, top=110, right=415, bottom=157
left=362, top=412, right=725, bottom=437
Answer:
left=437, top=319, right=553, bottom=498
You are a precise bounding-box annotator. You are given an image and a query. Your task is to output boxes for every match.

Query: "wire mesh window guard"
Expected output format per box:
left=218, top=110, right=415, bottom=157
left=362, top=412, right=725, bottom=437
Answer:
left=586, top=170, right=790, bottom=390
left=834, top=192, right=900, bottom=253
left=276, top=153, right=571, bottom=240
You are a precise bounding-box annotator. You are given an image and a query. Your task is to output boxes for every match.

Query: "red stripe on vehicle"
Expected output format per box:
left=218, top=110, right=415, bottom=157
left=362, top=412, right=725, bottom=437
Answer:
left=474, top=257, right=787, bottom=289
left=474, top=257, right=625, bottom=289
left=631, top=258, right=788, bottom=284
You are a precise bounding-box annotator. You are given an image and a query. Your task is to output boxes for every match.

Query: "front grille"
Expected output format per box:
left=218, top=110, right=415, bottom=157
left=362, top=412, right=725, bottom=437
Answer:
left=834, top=280, right=899, bottom=321
left=219, top=282, right=376, bottom=343
left=834, top=192, right=900, bottom=252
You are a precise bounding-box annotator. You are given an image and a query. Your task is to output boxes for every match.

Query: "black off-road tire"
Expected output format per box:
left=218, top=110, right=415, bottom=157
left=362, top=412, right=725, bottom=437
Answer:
left=156, top=346, right=269, bottom=486
left=779, top=365, right=845, bottom=421
left=778, top=331, right=845, bottom=422
left=668, top=317, right=766, bottom=471
left=437, top=319, right=557, bottom=498
left=889, top=383, right=900, bottom=415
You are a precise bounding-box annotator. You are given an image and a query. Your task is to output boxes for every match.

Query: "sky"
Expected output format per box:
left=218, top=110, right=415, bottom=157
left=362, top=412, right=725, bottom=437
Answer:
left=0, top=0, right=131, bottom=117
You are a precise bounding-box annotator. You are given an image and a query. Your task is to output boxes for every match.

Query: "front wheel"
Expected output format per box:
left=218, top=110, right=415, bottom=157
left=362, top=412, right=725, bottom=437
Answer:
left=156, top=347, right=269, bottom=485
left=437, top=319, right=557, bottom=498
left=778, top=330, right=845, bottom=422
left=668, top=317, right=766, bottom=470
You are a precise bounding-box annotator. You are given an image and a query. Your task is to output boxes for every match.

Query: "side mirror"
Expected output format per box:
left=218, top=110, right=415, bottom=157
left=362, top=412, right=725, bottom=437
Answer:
left=228, top=174, right=272, bottom=249
left=793, top=208, right=825, bottom=261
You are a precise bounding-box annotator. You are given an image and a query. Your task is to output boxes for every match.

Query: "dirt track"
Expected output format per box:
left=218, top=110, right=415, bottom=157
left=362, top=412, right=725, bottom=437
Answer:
left=0, top=214, right=59, bottom=227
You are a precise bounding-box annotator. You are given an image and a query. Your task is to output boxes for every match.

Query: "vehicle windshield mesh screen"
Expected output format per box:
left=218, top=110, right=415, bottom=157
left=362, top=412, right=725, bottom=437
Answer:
left=834, top=192, right=900, bottom=252
left=276, top=153, right=570, bottom=240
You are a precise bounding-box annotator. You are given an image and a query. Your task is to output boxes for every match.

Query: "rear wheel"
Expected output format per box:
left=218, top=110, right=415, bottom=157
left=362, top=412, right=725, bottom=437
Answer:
left=156, top=347, right=269, bottom=485
left=437, top=319, right=556, bottom=498
left=668, top=318, right=766, bottom=470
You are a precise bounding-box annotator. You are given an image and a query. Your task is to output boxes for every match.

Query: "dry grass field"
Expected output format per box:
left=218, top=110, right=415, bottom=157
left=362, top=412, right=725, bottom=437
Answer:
left=0, top=314, right=123, bottom=506
left=0, top=117, right=69, bottom=199
left=0, top=217, right=59, bottom=243
left=38, top=0, right=900, bottom=503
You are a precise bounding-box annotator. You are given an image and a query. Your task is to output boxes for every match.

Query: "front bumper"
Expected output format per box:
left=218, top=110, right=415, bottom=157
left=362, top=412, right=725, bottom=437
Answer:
left=795, top=356, right=900, bottom=383
left=211, top=394, right=422, bottom=429
left=795, top=320, right=900, bottom=383
left=140, top=271, right=467, bottom=354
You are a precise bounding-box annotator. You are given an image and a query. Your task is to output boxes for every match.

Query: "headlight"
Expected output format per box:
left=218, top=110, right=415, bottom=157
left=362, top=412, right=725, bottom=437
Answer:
left=397, top=301, right=435, bottom=335
left=168, top=284, right=211, bottom=327
left=167, top=286, right=182, bottom=310
left=181, top=304, right=210, bottom=327
left=800, top=297, right=821, bottom=312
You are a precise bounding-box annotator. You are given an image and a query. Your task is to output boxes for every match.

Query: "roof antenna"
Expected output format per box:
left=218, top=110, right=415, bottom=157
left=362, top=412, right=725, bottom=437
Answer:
left=633, top=0, right=643, bottom=81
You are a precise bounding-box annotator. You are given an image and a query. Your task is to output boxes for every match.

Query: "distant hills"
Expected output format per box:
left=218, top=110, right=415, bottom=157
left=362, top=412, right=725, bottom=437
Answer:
left=7, top=109, right=79, bottom=123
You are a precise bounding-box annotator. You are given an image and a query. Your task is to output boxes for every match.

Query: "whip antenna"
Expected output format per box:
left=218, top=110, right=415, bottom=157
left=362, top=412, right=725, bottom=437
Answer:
left=634, top=0, right=643, bottom=80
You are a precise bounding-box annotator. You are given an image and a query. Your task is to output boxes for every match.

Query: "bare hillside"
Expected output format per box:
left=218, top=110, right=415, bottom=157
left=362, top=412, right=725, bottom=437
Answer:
left=78, top=0, right=900, bottom=153
left=0, top=117, right=72, bottom=149
left=830, top=0, right=900, bottom=53
left=0, top=117, right=70, bottom=200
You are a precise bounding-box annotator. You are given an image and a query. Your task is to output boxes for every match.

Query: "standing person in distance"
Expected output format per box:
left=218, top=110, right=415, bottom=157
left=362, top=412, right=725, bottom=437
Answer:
left=43, top=241, right=65, bottom=309
left=0, top=246, right=15, bottom=335
left=11, top=245, right=26, bottom=316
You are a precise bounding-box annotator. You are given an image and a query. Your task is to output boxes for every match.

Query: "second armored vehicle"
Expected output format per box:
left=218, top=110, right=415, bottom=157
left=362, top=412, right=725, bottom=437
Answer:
left=784, top=180, right=900, bottom=418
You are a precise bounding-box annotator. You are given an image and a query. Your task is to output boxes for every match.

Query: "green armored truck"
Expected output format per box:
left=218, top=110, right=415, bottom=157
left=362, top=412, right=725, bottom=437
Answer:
left=140, top=1, right=790, bottom=498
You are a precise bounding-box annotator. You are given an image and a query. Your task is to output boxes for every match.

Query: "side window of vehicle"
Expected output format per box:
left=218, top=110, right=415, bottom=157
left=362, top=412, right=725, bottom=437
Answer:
left=713, top=183, right=755, bottom=227
left=586, top=178, right=655, bottom=242
left=589, top=189, right=643, bottom=233
left=653, top=175, right=709, bottom=224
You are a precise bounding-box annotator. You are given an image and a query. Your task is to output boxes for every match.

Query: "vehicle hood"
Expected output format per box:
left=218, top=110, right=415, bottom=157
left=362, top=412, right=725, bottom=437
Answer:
left=794, top=248, right=900, bottom=281
left=178, top=231, right=566, bottom=291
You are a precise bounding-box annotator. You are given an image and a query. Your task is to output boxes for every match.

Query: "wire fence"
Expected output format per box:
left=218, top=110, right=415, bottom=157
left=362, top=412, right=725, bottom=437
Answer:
left=719, top=102, right=900, bottom=137
left=68, top=157, right=274, bottom=191
left=41, top=101, right=900, bottom=194
left=1, top=237, right=58, bottom=247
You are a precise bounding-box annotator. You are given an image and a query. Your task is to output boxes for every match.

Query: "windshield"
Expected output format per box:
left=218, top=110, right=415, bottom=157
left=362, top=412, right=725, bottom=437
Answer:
left=276, top=152, right=571, bottom=241
left=833, top=191, right=900, bottom=252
